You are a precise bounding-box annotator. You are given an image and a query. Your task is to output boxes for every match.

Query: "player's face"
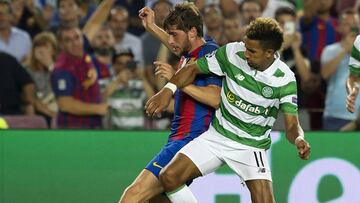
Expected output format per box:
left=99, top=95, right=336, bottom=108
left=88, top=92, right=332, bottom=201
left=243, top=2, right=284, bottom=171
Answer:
left=243, top=37, right=272, bottom=71
left=167, top=26, right=191, bottom=55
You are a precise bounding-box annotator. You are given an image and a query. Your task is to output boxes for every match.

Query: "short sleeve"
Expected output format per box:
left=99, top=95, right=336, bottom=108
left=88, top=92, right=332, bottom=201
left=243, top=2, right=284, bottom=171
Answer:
left=196, top=45, right=227, bottom=76
left=349, top=35, right=360, bottom=75
left=51, top=70, right=75, bottom=97
left=279, top=79, right=298, bottom=115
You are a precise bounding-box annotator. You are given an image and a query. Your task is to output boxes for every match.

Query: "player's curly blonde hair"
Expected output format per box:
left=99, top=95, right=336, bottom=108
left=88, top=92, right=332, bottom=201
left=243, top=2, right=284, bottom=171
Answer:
left=246, top=18, right=284, bottom=51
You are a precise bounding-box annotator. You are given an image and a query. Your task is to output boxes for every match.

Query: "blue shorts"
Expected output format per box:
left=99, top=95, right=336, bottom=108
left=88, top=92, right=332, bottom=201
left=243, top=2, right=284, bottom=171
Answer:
left=145, top=136, right=194, bottom=178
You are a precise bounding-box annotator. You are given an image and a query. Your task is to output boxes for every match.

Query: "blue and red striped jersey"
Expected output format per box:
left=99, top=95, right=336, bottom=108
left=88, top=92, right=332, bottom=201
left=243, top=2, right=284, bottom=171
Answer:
left=169, top=38, right=222, bottom=141
left=51, top=52, right=102, bottom=129
left=300, top=16, right=340, bottom=61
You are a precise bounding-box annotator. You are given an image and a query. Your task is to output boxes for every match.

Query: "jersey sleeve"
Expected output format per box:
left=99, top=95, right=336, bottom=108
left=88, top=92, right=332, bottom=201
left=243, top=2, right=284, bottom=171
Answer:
left=279, top=77, right=298, bottom=115
left=196, top=45, right=228, bottom=76
left=349, top=35, right=360, bottom=76
left=51, top=70, right=75, bottom=97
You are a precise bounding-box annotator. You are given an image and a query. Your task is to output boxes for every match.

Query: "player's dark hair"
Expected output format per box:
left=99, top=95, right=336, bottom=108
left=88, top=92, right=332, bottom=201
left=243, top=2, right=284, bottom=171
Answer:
left=246, top=17, right=283, bottom=51
left=163, top=2, right=203, bottom=37
left=274, top=7, right=296, bottom=21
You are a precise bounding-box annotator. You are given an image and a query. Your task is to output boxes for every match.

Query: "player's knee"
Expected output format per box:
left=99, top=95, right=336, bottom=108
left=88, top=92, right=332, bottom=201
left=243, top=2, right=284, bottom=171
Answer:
left=159, top=168, right=181, bottom=192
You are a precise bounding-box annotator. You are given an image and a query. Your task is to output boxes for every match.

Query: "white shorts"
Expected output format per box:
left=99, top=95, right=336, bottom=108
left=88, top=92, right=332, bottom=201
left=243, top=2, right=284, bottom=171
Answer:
left=179, top=125, right=272, bottom=182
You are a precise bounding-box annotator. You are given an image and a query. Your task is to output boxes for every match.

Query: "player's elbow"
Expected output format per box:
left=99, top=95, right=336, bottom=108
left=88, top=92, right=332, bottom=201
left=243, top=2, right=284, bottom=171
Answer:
left=210, top=99, right=220, bottom=109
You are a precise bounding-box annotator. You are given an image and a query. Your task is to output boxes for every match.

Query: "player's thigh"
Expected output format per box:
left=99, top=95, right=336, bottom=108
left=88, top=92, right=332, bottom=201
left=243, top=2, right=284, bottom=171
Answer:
left=123, top=169, right=163, bottom=199
left=145, top=138, right=194, bottom=179
left=165, top=132, right=224, bottom=182
left=246, top=179, right=275, bottom=203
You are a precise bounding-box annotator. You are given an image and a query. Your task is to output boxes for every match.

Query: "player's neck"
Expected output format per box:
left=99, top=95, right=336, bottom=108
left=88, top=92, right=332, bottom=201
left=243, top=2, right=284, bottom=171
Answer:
left=189, top=37, right=206, bottom=53
left=259, top=58, right=276, bottom=71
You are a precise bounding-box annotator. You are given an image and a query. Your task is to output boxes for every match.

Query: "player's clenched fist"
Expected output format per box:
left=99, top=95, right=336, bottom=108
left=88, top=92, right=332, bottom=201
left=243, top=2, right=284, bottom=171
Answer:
left=138, top=7, right=155, bottom=30
left=145, top=88, right=173, bottom=117
left=295, top=137, right=311, bottom=160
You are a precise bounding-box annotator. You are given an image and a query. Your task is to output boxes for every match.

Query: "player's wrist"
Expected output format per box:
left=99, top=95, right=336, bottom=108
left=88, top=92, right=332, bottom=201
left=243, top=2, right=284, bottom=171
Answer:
left=164, top=82, right=177, bottom=94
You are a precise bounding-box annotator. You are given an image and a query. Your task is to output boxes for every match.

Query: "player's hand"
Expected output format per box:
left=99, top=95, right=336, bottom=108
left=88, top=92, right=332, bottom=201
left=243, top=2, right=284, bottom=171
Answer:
left=82, top=68, right=98, bottom=89
left=139, top=7, right=155, bottom=30
left=154, top=61, right=175, bottom=81
left=346, top=86, right=359, bottom=113
left=145, top=88, right=173, bottom=117
left=295, top=137, right=310, bottom=160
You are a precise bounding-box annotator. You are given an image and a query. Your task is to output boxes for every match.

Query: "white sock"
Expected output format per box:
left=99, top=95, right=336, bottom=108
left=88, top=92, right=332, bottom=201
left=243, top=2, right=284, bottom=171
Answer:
left=166, top=185, right=198, bottom=203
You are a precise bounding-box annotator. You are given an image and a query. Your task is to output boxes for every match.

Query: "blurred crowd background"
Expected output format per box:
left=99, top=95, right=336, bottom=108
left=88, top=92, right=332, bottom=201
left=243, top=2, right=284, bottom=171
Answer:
left=1, top=0, right=360, bottom=131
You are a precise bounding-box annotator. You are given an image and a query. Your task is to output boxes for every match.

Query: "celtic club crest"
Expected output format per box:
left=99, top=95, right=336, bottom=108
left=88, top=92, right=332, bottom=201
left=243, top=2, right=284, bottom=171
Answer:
left=262, top=86, right=273, bottom=98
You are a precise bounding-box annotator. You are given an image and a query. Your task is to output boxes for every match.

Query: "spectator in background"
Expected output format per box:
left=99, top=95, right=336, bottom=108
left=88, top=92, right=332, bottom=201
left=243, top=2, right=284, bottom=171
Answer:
left=49, top=0, right=97, bottom=32
left=0, top=0, right=31, bottom=62
left=340, top=111, right=360, bottom=131
left=194, top=0, right=238, bottom=16
left=48, top=0, right=114, bottom=54
left=299, top=0, right=339, bottom=130
left=115, top=0, right=145, bottom=36
left=275, top=7, right=313, bottom=109
left=0, top=51, right=35, bottom=115
left=103, top=48, right=154, bottom=129
left=300, top=0, right=339, bottom=62
left=141, top=0, right=172, bottom=91
left=108, top=6, right=144, bottom=69
left=25, top=31, right=58, bottom=125
left=48, top=0, right=81, bottom=33
left=32, top=0, right=57, bottom=31
left=202, top=4, right=226, bottom=46
left=51, top=25, right=108, bottom=129
left=223, top=13, right=244, bottom=43
left=258, top=0, right=294, bottom=18
left=321, top=9, right=360, bottom=130
left=11, top=0, right=47, bottom=38
left=89, top=24, right=116, bottom=91
left=238, top=0, right=262, bottom=26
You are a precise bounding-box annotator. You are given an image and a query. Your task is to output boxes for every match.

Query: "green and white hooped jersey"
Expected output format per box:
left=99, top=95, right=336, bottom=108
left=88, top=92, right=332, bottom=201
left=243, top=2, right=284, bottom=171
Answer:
left=196, top=42, right=298, bottom=149
left=349, top=35, right=360, bottom=76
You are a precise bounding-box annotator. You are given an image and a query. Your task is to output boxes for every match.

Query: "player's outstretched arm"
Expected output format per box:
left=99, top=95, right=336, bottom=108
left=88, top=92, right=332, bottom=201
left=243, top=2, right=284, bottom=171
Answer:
left=145, top=62, right=202, bottom=116
left=138, top=7, right=174, bottom=54
left=346, top=73, right=360, bottom=113
left=284, top=114, right=311, bottom=160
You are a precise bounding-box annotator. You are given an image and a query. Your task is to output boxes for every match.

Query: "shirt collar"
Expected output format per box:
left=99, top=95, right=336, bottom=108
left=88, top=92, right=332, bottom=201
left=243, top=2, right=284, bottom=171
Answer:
left=263, top=52, right=280, bottom=75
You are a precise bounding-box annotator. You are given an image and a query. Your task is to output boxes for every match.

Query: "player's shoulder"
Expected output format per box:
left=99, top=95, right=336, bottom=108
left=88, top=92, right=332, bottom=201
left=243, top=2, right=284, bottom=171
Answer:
left=225, top=41, right=246, bottom=53
left=202, top=38, right=219, bottom=53
left=277, top=58, right=296, bottom=80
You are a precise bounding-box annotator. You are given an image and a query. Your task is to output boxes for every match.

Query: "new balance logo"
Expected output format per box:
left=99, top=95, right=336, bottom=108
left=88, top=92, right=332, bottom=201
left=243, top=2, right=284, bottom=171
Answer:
left=258, top=168, right=266, bottom=173
left=235, top=73, right=245, bottom=81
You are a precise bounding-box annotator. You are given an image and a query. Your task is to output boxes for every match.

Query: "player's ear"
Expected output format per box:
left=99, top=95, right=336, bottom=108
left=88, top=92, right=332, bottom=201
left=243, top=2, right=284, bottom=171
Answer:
left=188, top=27, right=197, bottom=39
left=265, top=49, right=275, bottom=58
